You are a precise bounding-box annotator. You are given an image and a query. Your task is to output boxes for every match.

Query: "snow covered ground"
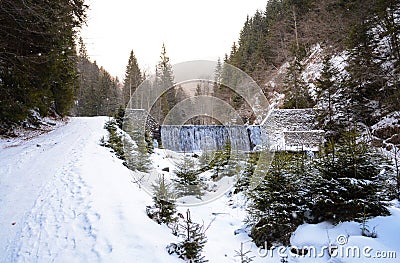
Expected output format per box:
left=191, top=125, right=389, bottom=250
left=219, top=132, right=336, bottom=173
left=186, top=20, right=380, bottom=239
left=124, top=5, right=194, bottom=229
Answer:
left=0, top=117, right=176, bottom=262
left=1, top=117, right=399, bottom=262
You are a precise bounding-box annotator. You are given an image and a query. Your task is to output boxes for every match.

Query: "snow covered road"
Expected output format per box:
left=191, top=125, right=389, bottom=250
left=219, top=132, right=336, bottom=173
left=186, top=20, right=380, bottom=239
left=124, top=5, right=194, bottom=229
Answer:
left=0, top=117, right=177, bottom=263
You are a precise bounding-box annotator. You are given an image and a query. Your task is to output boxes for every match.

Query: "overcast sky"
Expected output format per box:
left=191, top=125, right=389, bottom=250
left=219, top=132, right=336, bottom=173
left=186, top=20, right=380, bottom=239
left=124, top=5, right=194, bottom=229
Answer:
left=81, top=0, right=267, bottom=80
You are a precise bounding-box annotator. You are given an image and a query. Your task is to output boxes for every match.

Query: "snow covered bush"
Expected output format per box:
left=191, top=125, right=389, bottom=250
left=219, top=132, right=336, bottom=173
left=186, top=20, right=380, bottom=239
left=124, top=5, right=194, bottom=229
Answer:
left=173, top=155, right=204, bottom=198
left=234, top=242, right=254, bottom=263
left=146, top=175, right=177, bottom=226
left=246, top=151, right=311, bottom=248
left=167, top=209, right=208, bottom=262
left=311, top=130, right=391, bottom=224
left=102, top=119, right=125, bottom=160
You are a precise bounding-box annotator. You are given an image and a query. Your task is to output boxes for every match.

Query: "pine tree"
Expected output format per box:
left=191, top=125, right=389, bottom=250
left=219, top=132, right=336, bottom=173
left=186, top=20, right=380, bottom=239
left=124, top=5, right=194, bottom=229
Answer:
left=175, top=209, right=208, bottom=263
left=247, top=151, right=306, bottom=248
left=311, top=130, right=390, bottom=223
left=147, top=175, right=177, bottom=225
left=123, top=50, right=142, bottom=107
left=173, top=155, right=203, bottom=198
left=283, top=56, right=314, bottom=109
left=0, top=0, right=87, bottom=126
left=154, top=43, right=175, bottom=121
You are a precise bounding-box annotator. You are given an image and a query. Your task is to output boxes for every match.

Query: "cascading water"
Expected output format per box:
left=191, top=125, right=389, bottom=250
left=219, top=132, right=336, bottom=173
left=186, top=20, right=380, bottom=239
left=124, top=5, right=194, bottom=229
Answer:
left=246, top=125, right=262, bottom=149
left=160, top=125, right=264, bottom=152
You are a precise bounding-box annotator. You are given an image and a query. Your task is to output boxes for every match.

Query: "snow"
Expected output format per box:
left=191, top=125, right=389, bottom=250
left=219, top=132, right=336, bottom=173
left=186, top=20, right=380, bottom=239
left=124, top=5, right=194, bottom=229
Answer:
left=1, top=117, right=400, bottom=262
left=0, top=117, right=177, bottom=262
left=0, top=118, right=65, bottom=149
left=149, top=148, right=239, bottom=206
left=371, top=112, right=400, bottom=131
left=302, top=44, right=324, bottom=99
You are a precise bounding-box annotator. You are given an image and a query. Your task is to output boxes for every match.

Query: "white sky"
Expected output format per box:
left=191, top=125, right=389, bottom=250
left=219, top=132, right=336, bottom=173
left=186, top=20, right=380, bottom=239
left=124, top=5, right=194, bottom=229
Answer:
left=81, top=0, right=267, bottom=80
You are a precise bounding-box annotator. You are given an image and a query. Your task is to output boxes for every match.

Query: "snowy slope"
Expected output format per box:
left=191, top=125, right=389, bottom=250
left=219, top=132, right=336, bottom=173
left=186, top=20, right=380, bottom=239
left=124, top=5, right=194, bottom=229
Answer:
left=1, top=117, right=400, bottom=263
left=0, top=117, right=178, bottom=262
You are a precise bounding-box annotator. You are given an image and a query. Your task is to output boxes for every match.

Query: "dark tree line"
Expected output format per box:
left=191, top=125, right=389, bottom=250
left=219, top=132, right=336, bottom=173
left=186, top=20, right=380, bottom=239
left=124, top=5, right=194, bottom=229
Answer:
left=225, top=0, right=399, bottom=114
left=0, top=0, right=87, bottom=130
left=73, top=38, right=122, bottom=117
left=0, top=1, right=148, bottom=128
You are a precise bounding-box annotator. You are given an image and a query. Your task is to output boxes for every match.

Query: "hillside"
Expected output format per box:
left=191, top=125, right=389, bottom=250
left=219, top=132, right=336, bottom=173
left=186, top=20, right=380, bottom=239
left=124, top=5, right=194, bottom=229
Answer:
left=1, top=117, right=400, bottom=262
left=1, top=0, right=400, bottom=262
left=226, top=0, right=399, bottom=147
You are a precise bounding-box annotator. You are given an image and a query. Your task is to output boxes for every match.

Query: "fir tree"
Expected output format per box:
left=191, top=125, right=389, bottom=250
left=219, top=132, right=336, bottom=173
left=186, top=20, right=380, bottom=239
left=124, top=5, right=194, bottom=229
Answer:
left=394, top=145, right=400, bottom=200
left=123, top=50, right=142, bottom=107
left=122, top=120, right=150, bottom=173
left=199, top=149, right=213, bottom=169
left=75, top=41, right=122, bottom=117
left=283, top=57, right=314, bottom=109
left=234, top=242, right=255, bottom=263
left=147, top=175, right=177, bottom=225
left=221, top=151, right=242, bottom=178
left=344, top=21, right=384, bottom=126
left=311, top=130, right=390, bottom=223
left=175, top=209, right=208, bottom=263
left=209, top=142, right=231, bottom=180
left=173, top=155, right=203, bottom=198
left=114, top=106, right=125, bottom=129
left=103, top=119, right=125, bottom=160
left=214, top=58, right=223, bottom=90
left=154, top=43, right=175, bottom=121
left=315, top=56, right=343, bottom=139
left=247, top=151, right=306, bottom=248
left=123, top=137, right=150, bottom=173
left=0, top=0, right=87, bottom=126
left=78, top=37, right=89, bottom=59
left=234, top=152, right=259, bottom=194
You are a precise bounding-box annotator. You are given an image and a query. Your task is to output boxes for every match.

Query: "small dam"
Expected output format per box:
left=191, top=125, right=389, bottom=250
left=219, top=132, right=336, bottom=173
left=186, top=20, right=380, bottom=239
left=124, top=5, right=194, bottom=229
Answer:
left=160, top=125, right=263, bottom=152
left=124, top=108, right=324, bottom=153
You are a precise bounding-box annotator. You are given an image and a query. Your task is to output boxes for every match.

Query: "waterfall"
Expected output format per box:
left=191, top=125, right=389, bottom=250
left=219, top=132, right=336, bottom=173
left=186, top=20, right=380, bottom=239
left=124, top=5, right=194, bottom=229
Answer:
left=160, top=125, right=264, bottom=152
left=247, top=125, right=262, bottom=149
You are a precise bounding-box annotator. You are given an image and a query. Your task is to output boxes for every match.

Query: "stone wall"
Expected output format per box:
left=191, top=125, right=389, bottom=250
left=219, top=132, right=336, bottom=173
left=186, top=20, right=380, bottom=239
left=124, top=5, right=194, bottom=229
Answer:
left=124, top=109, right=160, bottom=143
left=284, top=130, right=325, bottom=150
left=262, top=108, right=317, bottom=132
left=262, top=109, right=324, bottom=151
